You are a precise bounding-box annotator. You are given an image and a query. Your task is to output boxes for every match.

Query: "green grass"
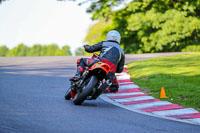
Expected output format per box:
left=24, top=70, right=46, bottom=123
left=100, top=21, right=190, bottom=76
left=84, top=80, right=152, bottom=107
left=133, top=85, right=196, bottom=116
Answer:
left=127, top=52, right=200, bottom=111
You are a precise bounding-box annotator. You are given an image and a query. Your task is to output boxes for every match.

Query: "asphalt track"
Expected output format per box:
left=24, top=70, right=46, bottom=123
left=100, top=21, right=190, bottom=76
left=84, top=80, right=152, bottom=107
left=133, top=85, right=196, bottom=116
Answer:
left=0, top=53, right=200, bottom=133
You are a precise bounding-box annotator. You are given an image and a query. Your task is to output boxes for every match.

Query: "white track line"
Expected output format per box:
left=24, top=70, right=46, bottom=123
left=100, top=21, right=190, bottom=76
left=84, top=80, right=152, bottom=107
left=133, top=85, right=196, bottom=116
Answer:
left=106, top=92, right=144, bottom=97
left=113, top=96, right=155, bottom=102
left=119, top=85, right=139, bottom=89
left=116, top=75, right=130, bottom=80
left=126, top=101, right=172, bottom=110
left=185, top=118, right=200, bottom=124
left=152, top=108, right=199, bottom=116
left=119, top=82, right=134, bottom=85
left=115, top=73, right=128, bottom=76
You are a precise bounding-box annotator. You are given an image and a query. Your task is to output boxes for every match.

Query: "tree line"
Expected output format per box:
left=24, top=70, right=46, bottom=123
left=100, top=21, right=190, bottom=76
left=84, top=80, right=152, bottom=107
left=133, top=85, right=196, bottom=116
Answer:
left=0, top=44, right=88, bottom=56
left=77, top=0, right=200, bottom=53
left=0, top=44, right=74, bottom=56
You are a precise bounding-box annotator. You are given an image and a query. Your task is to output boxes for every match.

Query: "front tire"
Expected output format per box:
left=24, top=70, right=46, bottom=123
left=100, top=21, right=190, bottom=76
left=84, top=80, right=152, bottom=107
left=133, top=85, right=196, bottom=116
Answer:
left=64, top=88, right=71, bottom=100
left=73, top=76, right=98, bottom=105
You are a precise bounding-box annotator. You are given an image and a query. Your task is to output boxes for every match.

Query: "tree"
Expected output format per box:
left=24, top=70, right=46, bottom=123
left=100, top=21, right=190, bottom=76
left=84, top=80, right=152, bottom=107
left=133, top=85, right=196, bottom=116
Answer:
left=40, top=45, right=48, bottom=56
left=6, top=43, right=30, bottom=56
left=60, top=0, right=126, bottom=20
left=75, top=47, right=86, bottom=56
left=80, top=0, right=200, bottom=53
left=1, top=44, right=72, bottom=56
left=115, top=0, right=200, bottom=53
left=55, top=49, right=65, bottom=56
left=84, top=19, right=112, bottom=45
left=0, top=45, right=9, bottom=56
left=53, top=45, right=72, bottom=56
left=62, top=45, right=72, bottom=56
left=28, top=44, right=42, bottom=56
left=46, top=44, right=59, bottom=56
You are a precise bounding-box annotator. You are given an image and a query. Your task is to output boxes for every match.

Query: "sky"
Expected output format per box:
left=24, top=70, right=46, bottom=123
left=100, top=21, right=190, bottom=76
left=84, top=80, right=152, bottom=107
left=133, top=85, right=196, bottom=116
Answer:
left=0, top=0, right=93, bottom=54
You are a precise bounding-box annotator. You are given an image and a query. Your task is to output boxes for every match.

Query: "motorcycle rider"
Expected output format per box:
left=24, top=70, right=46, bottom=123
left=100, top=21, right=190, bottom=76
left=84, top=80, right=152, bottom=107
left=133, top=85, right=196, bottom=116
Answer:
left=73, top=30, right=125, bottom=93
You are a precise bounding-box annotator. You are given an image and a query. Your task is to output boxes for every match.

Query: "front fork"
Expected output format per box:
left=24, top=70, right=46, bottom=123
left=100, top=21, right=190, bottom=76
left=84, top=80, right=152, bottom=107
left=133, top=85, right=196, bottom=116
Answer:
left=71, top=70, right=89, bottom=94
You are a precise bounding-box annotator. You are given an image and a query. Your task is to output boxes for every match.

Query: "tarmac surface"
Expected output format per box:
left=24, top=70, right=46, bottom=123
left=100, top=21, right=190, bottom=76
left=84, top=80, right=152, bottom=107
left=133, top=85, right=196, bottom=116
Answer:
left=0, top=53, right=199, bottom=133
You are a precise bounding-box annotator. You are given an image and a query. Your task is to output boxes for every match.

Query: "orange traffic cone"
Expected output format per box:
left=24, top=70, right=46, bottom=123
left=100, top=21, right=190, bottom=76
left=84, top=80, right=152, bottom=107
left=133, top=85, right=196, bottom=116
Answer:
left=160, top=87, right=167, bottom=98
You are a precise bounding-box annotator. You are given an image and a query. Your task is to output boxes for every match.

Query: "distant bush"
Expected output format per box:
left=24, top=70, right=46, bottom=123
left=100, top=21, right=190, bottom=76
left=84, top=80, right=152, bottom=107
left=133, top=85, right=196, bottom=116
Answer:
left=182, top=45, right=200, bottom=52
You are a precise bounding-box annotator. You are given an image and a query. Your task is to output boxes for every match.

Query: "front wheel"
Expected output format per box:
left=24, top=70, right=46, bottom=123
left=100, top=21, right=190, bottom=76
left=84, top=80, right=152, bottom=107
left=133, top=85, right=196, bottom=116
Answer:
left=64, top=87, right=71, bottom=100
left=73, top=76, right=98, bottom=105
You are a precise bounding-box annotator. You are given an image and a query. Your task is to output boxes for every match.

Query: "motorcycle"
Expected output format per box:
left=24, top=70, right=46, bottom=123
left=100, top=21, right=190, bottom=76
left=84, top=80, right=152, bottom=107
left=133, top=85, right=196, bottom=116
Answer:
left=64, top=53, right=111, bottom=105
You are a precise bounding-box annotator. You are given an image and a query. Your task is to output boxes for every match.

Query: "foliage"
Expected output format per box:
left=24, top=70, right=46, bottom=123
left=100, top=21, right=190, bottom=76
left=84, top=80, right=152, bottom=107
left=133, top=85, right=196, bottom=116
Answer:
left=125, top=9, right=200, bottom=53
left=0, top=44, right=72, bottom=56
left=61, top=0, right=125, bottom=20
left=84, top=19, right=113, bottom=45
left=46, top=44, right=59, bottom=56
left=28, top=44, right=42, bottom=56
left=0, top=45, right=9, bottom=56
left=85, top=0, right=125, bottom=20
left=6, top=43, right=30, bottom=56
left=81, top=0, right=200, bottom=54
left=62, top=45, right=72, bottom=56
left=127, top=53, right=200, bottom=111
left=53, top=45, right=72, bottom=56
left=75, top=47, right=86, bottom=56
left=182, top=45, right=200, bottom=52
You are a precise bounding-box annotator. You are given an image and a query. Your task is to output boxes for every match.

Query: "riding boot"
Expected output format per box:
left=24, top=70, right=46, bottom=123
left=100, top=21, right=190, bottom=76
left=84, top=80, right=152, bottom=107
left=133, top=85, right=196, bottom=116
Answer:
left=107, top=84, right=119, bottom=93
left=95, top=79, right=112, bottom=98
left=73, top=66, right=84, bottom=81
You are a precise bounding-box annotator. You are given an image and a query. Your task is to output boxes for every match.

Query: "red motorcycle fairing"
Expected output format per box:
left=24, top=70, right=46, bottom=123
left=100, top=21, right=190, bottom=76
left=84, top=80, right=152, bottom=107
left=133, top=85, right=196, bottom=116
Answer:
left=88, top=62, right=110, bottom=75
left=71, top=90, right=76, bottom=99
left=70, top=62, right=110, bottom=100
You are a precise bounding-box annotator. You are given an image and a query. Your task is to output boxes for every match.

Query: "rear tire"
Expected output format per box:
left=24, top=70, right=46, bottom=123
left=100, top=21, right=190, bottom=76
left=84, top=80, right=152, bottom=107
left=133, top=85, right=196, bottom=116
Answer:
left=64, top=88, right=71, bottom=100
left=73, top=76, right=98, bottom=105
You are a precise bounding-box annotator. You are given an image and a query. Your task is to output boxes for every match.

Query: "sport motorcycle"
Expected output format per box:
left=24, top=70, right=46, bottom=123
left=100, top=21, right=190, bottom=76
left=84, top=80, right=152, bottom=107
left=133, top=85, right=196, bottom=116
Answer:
left=64, top=53, right=111, bottom=105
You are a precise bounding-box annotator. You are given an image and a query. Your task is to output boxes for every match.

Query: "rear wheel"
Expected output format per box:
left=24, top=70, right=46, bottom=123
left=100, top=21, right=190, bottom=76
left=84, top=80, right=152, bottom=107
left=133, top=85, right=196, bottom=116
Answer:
left=64, top=88, right=71, bottom=100
left=73, top=76, right=98, bottom=105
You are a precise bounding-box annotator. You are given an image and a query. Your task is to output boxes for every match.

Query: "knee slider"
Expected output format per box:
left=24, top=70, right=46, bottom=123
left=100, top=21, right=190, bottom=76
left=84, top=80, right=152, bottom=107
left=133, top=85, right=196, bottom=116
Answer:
left=77, top=66, right=84, bottom=72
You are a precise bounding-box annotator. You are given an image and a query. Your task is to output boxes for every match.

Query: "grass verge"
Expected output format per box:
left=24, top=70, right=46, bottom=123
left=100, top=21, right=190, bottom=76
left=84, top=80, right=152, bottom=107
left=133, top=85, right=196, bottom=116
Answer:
left=127, top=52, right=200, bottom=111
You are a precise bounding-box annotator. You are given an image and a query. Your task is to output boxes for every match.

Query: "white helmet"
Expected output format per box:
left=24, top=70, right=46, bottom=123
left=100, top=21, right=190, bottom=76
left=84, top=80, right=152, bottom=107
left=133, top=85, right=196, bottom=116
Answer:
left=106, top=30, right=121, bottom=44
